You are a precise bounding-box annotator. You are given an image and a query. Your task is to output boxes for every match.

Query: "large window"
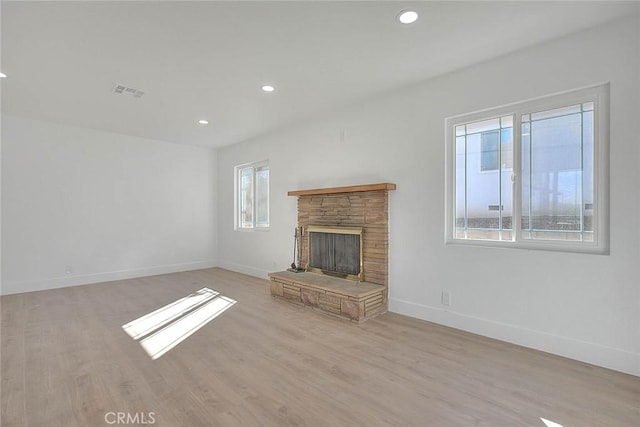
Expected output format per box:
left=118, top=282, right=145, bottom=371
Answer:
left=235, top=160, right=269, bottom=230
left=446, top=84, right=609, bottom=253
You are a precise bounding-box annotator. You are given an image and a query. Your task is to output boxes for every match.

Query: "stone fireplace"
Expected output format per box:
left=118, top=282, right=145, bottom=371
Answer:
left=269, top=183, right=395, bottom=322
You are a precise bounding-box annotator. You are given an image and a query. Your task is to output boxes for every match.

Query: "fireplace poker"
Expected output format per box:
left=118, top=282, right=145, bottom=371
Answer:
left=290, top=227, right=297, bottom=269
left=297, top=226, right=304, bottom=270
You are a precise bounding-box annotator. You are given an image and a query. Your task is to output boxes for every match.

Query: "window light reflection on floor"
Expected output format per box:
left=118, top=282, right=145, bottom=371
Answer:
left=123, top=288, right=219, bottom=340
left=541, top=417, right=564, bottom=427
left=122, top=288, right=236, bottom=360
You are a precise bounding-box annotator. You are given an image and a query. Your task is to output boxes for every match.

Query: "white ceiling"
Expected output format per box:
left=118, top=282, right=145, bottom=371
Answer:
left=2, top=1, right=637, bottom=148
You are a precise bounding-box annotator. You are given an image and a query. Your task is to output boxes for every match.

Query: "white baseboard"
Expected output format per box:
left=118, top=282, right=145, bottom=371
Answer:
left=0, top=260, right=218, bottom=296
left=216, top=260, right=271, bottom=280
left=390, top=297, right=640, bottom=377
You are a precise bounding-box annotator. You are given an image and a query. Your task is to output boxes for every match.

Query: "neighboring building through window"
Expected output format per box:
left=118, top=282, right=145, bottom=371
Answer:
left=480, top=128, right=513, bottom=172
left=481, top=130, right=499, bottom=171
left=446, top=84, right=609, bottom=253
left=235, top=160, right=269, bottom=230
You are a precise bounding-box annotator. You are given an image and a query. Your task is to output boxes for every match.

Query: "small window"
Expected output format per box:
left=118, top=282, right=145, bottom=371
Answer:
left=446, top=84, right=609, bottom=253
left=235, top=160, right=269, bottom=230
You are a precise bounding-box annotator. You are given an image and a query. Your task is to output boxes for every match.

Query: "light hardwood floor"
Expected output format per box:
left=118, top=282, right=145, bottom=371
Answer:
left=1, top=268, right=638, bottom=426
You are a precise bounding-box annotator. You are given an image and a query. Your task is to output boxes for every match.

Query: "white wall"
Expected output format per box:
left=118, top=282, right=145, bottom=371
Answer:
left=1, top=116, right=217, bottom=295
left=1, top=4, right=4, bottom=293
left=217, top=15, right=640, bottom=376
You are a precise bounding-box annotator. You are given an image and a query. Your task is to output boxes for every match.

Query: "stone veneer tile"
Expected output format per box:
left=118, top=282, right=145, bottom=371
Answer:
left=340, top=299, right=363, bottom=320
left=301, top=288, right=320, bottom=306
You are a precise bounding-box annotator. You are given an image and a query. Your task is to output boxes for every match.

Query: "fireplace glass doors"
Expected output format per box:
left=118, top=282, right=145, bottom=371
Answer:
left=307, top=226, right=363, bottom=281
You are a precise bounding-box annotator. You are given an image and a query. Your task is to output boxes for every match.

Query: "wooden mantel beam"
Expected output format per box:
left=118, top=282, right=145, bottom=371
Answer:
left=287, top=183, right=396, bottom=197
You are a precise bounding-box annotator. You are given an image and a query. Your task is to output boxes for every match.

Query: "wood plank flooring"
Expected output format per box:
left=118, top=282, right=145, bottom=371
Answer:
left=1, top=268, right=638, bottom=426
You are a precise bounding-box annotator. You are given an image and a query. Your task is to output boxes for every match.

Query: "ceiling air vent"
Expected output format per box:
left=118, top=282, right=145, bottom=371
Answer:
left=113, top=83, right=144, bottom=98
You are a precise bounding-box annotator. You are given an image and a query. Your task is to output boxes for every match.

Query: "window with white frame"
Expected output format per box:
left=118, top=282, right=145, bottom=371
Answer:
left=445, top=84, right=609, bottom=253
left=235, top=160, right=269, bottom=230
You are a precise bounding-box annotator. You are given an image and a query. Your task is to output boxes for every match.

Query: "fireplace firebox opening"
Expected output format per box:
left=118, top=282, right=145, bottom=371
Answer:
left=306, top=226, right=363, bottom=281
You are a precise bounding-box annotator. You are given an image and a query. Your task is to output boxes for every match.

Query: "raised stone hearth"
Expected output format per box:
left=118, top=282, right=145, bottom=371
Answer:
left=269, top=271, right=386, bottom=322
left=270, top=183, right=395, bottom=322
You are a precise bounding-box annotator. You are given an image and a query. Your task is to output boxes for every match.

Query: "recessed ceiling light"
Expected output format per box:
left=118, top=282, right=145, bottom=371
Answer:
left=397, top=10, right=418, bottom=24
left=198, top=120, right=209, bottom=125
left=261, top=85, right=275, bottom=92
left=0, top=72, right=6, bottom=78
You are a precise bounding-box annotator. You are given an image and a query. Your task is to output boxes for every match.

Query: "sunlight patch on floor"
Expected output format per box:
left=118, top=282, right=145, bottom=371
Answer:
left=123, top=288, right=219, bottom=340
left=122, top=288, right=236, bottom=359
left=541, top=417, right=564, bottom=427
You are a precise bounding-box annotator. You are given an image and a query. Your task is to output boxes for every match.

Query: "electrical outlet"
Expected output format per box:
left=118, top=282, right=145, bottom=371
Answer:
left=441, top=291, right=451, bottom=307
left=65, top=265, right=73, bottom=275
